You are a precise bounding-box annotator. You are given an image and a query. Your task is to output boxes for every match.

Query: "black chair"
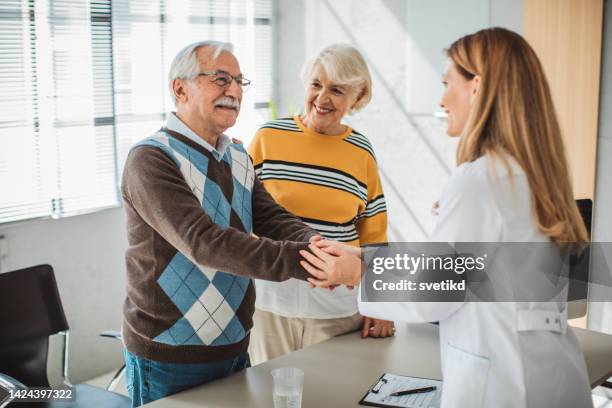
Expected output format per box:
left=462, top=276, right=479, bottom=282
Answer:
left=568, top=199, right=593, bottom=302
left=0, top=264, right=130, bottom=407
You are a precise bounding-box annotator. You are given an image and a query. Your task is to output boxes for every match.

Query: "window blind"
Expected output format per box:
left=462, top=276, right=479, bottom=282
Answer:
left=1, top=0, right=50, bottom=222
left=0, top=0, right=273, bottom=224
left=112, top=0, right=274, bottom=167
left=0, top=0, right=118, bottom=223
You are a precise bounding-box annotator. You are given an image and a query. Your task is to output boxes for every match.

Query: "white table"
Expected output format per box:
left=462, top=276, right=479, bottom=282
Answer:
left=145, top=323, right=612, bottom=407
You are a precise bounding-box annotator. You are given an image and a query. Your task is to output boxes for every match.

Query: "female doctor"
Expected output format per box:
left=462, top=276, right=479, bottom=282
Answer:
left=299, top=28, right=593, bottom=408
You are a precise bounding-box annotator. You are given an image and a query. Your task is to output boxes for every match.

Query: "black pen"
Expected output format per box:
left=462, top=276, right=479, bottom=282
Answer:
left=389, top=386, right=437, bottom=397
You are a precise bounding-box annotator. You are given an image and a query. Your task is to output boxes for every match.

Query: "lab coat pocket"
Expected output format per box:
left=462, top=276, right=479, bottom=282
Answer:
left=441, top=343, right=491, bottom=408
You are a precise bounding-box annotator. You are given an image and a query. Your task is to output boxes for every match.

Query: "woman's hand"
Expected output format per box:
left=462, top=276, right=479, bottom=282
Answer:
left=313, top=239, right=362, bottom=256
left=299, top=239, right=363, bottom=287
left=361, top=316, right=395, bottom=338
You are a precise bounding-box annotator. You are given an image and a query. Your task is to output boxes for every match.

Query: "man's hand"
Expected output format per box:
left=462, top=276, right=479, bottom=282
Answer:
left=361, top=316, right=395, bottom=339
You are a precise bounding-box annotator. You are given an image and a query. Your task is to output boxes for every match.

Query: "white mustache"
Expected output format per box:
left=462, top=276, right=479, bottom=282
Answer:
left=214, top=96, right=240, bottom=110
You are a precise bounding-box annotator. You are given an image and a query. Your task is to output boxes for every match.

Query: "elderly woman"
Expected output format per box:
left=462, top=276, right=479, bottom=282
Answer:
left=247, top=44, right=394, bottom=364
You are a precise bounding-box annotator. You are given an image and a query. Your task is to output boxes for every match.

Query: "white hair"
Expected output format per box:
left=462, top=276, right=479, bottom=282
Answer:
left=300, top=44, right=372, bottom=113
left=168, top=40, right=234, bottom=106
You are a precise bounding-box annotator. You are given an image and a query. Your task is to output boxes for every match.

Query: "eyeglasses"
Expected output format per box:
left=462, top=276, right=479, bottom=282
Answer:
left=196, top=71, right=251, bottom=89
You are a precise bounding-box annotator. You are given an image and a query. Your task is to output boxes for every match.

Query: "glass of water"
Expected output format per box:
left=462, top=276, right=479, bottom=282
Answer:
left=271, top=367, right=304, bottom=408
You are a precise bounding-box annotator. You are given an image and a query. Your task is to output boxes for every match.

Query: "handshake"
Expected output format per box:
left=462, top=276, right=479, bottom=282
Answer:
left=299, top=236, right=364, bottom=289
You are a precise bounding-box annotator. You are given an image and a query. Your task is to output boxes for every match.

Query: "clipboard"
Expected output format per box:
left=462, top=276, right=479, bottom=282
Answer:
left=358, top=373, right=442, bottom=408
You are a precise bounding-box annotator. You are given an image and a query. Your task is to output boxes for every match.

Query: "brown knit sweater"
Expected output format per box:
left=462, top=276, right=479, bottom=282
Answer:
left=121, top=129, right=317, bottom=363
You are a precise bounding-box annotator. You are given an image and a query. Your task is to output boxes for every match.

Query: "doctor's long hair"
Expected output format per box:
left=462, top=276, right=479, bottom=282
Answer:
left=447, top=27, right=588, bottom=244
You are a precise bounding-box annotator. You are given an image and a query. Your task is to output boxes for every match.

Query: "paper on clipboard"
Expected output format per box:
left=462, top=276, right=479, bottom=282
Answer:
left=359, top=373, right=442, bottom=408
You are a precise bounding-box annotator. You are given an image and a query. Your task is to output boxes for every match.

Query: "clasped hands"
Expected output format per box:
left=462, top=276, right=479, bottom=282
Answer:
left=300, top=238, right=363, bottom=289
left=301, top=237, right=395, bottom=338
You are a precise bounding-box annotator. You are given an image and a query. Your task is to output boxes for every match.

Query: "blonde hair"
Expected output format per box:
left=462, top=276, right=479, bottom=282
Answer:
left=300, top=44, right=372, bottom=113
left=447, top=27, right=588, bottom=243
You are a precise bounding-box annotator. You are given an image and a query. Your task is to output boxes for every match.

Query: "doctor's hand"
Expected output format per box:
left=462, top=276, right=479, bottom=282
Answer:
left=299, top=240, right=362, bottom=287
left=361, top=316, right=395, bottom=339
left=313, top=239, right=361, bottom=256
left=315, top=240, right=359, bottom=291
left=306, top=235, right=330, bottom=289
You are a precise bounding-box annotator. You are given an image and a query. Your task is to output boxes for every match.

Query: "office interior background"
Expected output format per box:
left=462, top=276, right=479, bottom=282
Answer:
left=0, top=0, right=611, bottom=389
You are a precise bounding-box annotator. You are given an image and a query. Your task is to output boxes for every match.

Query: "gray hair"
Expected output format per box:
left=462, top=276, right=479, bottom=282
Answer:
left=300, top=44, right=372, bottom=113
left=168, top=40, right=234, bottom=106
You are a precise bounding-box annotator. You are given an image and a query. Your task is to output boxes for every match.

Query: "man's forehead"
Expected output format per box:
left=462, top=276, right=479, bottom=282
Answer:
left=197, top=47, right=241, bottom=74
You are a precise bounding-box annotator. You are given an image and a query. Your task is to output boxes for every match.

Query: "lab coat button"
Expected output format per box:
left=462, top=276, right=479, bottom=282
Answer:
left=545, top=318, right=550, bottom=324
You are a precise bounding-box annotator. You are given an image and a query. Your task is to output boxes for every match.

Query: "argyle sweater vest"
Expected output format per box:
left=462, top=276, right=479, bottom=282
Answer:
left=130, top=129, right=255, bottom=359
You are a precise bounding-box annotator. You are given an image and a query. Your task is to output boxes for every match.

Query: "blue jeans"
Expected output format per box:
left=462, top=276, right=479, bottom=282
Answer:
left=123, top=349, right=251, bottom=407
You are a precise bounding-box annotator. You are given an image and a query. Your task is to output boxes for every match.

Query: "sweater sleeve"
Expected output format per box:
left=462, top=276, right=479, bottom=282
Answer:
left=356, top=154, right=388, bottom=245
left=123, top=145, right=313, bottom=282
left=248, top=128, right=265, bottom=167
left=251, top=176, right=319, bottom=242
left=248, top=129, right=318, bottom=242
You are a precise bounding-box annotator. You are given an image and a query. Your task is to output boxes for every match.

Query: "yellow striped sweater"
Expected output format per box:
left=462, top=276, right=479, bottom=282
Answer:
left=248, top=115, right=387, bottom=246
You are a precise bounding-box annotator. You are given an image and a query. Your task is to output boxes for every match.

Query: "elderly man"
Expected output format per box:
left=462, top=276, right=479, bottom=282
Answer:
left=121, top=41, right=324, bottom=406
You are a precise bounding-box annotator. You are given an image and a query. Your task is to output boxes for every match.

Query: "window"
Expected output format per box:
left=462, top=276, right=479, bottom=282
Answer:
left=0, top=0, right=273, bottom=224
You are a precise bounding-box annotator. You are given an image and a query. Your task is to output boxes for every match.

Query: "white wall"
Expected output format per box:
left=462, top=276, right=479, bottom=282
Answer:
left=274, top=0, right=524, bottom=241
left=588, top=0, right=612, bottom=334
left=0, top=207, right=127, bottom=383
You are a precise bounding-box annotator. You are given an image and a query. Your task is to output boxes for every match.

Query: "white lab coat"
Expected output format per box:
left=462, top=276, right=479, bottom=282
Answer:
left=359, top=155, right=592, bottom=408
